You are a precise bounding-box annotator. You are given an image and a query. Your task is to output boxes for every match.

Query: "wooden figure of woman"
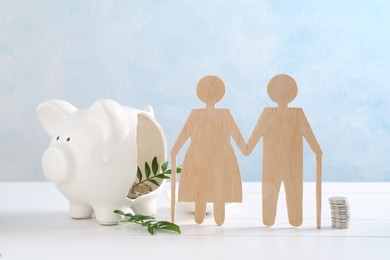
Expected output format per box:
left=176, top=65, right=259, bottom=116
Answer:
left=170, top=75, right=247, bottom=226
left=247, top=74, right=323, bottom=228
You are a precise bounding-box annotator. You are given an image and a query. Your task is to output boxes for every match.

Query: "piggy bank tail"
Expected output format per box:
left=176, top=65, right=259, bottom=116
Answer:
left=144, top=105, right=154, bottom=118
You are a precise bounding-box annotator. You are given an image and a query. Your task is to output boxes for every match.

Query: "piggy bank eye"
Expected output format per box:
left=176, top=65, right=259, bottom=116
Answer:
left=66, top=137, right=70, bottom=142
left=56, top=136, right=60, bottom=141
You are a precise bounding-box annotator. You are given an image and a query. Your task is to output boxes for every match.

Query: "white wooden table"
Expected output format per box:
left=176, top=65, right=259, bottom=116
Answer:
left=1, top=182, right=389, bottom=259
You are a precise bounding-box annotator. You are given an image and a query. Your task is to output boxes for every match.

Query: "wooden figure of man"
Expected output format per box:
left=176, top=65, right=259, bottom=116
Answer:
left=171, top=75, right=247, bottom=226
left=247, top=74, right=323, bottom=228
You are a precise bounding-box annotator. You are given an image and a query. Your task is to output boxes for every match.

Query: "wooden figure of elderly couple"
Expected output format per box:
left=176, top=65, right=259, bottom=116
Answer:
left=170, top=74, right=323, bottom=228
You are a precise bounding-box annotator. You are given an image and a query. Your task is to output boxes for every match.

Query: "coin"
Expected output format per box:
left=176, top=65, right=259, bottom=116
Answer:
left=333, top=224, right=349, bottom=229
left=329, top=196, right=350, bottom=229
left=332, top=215, right=350, bottom=219
left=331, top=208, right=349, bottom=211
left=329, top=196, right=347, bottom=202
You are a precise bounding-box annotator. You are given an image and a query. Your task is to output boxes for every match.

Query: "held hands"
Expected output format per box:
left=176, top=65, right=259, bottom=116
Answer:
left=238, top=142, right=254, bottom=157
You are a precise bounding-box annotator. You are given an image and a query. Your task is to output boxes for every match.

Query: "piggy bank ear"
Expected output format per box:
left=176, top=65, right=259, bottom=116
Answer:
left=143, top=105, right=155, bottom=118
left=88, top=99, right=129, bottom=142
left=37, top=100, right=78, bottom=137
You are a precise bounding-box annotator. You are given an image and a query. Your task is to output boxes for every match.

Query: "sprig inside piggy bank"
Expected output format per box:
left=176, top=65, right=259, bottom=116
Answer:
left=37, top=99, right=166, bottom=225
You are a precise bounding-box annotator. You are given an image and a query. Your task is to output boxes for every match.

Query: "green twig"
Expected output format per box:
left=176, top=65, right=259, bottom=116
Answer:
left=132, top=157, right=182, bottom=191
left=114, top=210, right=181, bottom=235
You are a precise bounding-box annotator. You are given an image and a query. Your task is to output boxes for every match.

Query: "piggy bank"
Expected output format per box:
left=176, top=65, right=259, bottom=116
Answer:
left=37, top=99, right=166, bottom=225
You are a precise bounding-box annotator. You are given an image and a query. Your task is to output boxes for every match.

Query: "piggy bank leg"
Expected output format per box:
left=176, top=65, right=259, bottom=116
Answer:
left=130, top=195, right=157, bottom=216
left=69, top=203, right=93, bottom=219
left=94, top=206, right=123, bottom=225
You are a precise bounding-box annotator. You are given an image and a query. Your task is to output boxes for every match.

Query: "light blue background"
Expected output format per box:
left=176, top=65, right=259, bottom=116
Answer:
left=1, top=0, right=389, bottom=181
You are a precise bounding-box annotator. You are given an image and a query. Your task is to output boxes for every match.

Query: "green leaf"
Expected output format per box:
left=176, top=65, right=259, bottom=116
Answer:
left=137, top=167, right=142, bottom=182
left=155, top=174, right=170, bottom=179
left=176, top=167, right=182, bottom=173
left=155, top=221, right=176, bottom=227
left=159, top=225, right=181, bottom=234
left=156, top=221, right=181, bottom=234
left=129, top=215, right=138, bottom=222
left=148, top=179, right=160, bottom=186
left=161, top=161, right=168, bottom=172
left=125, top=213, right=134, bottom=218
left=133, top=214, right=155, bottom=221
left=148, top=225, right=157, bottom=235
left=145, top=162, right=151, bottom=179
left=152, top=157, right=158, bottom=174
left=165, top=169, right=171, bottom=174
left=113, top=210, right=126, bottom=216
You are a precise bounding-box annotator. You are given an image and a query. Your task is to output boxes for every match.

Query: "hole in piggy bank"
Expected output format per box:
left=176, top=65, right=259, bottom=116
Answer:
left=126, top=112, right=166, bottom=200
left=127, top=158, right=164, bottom=200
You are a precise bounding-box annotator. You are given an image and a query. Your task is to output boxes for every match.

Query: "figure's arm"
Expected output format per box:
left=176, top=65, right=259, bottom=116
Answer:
left=170, top=112, right=192, bottom=222
left=300, top=109, right=322, bottom=156
left=171, top=125, right=191, bottom=159
left=247, top=110, right=267, bottom=155
left=227, top=111, right=248, bottom=156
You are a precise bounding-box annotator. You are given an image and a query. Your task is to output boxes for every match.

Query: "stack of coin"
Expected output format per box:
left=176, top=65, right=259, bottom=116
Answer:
left=329, top=196, right=350, bottom=229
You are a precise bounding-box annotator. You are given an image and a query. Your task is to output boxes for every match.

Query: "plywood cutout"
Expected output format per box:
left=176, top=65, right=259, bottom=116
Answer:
left=170, top=75, right=247, bottom=226
left=247, top=74, right=323, bottom=228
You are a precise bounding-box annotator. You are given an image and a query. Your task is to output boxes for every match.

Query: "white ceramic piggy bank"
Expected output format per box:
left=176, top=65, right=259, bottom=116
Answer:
left=37, top=99, right=166, bottom=225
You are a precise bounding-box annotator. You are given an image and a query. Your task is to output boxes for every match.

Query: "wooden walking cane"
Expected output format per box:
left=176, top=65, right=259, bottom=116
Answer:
left=171, top=155, right=177, bottom=223
left=316, top=154, right=322, bottom=228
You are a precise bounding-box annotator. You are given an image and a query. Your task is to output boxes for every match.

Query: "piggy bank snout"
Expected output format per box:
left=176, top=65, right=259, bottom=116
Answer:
left=42, top=146, right=73, bottom=183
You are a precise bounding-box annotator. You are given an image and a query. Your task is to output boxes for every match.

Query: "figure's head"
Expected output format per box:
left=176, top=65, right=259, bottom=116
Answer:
left=267, top=74, right=298, bottom=107
left=196, top=75, right=225, bottom=106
